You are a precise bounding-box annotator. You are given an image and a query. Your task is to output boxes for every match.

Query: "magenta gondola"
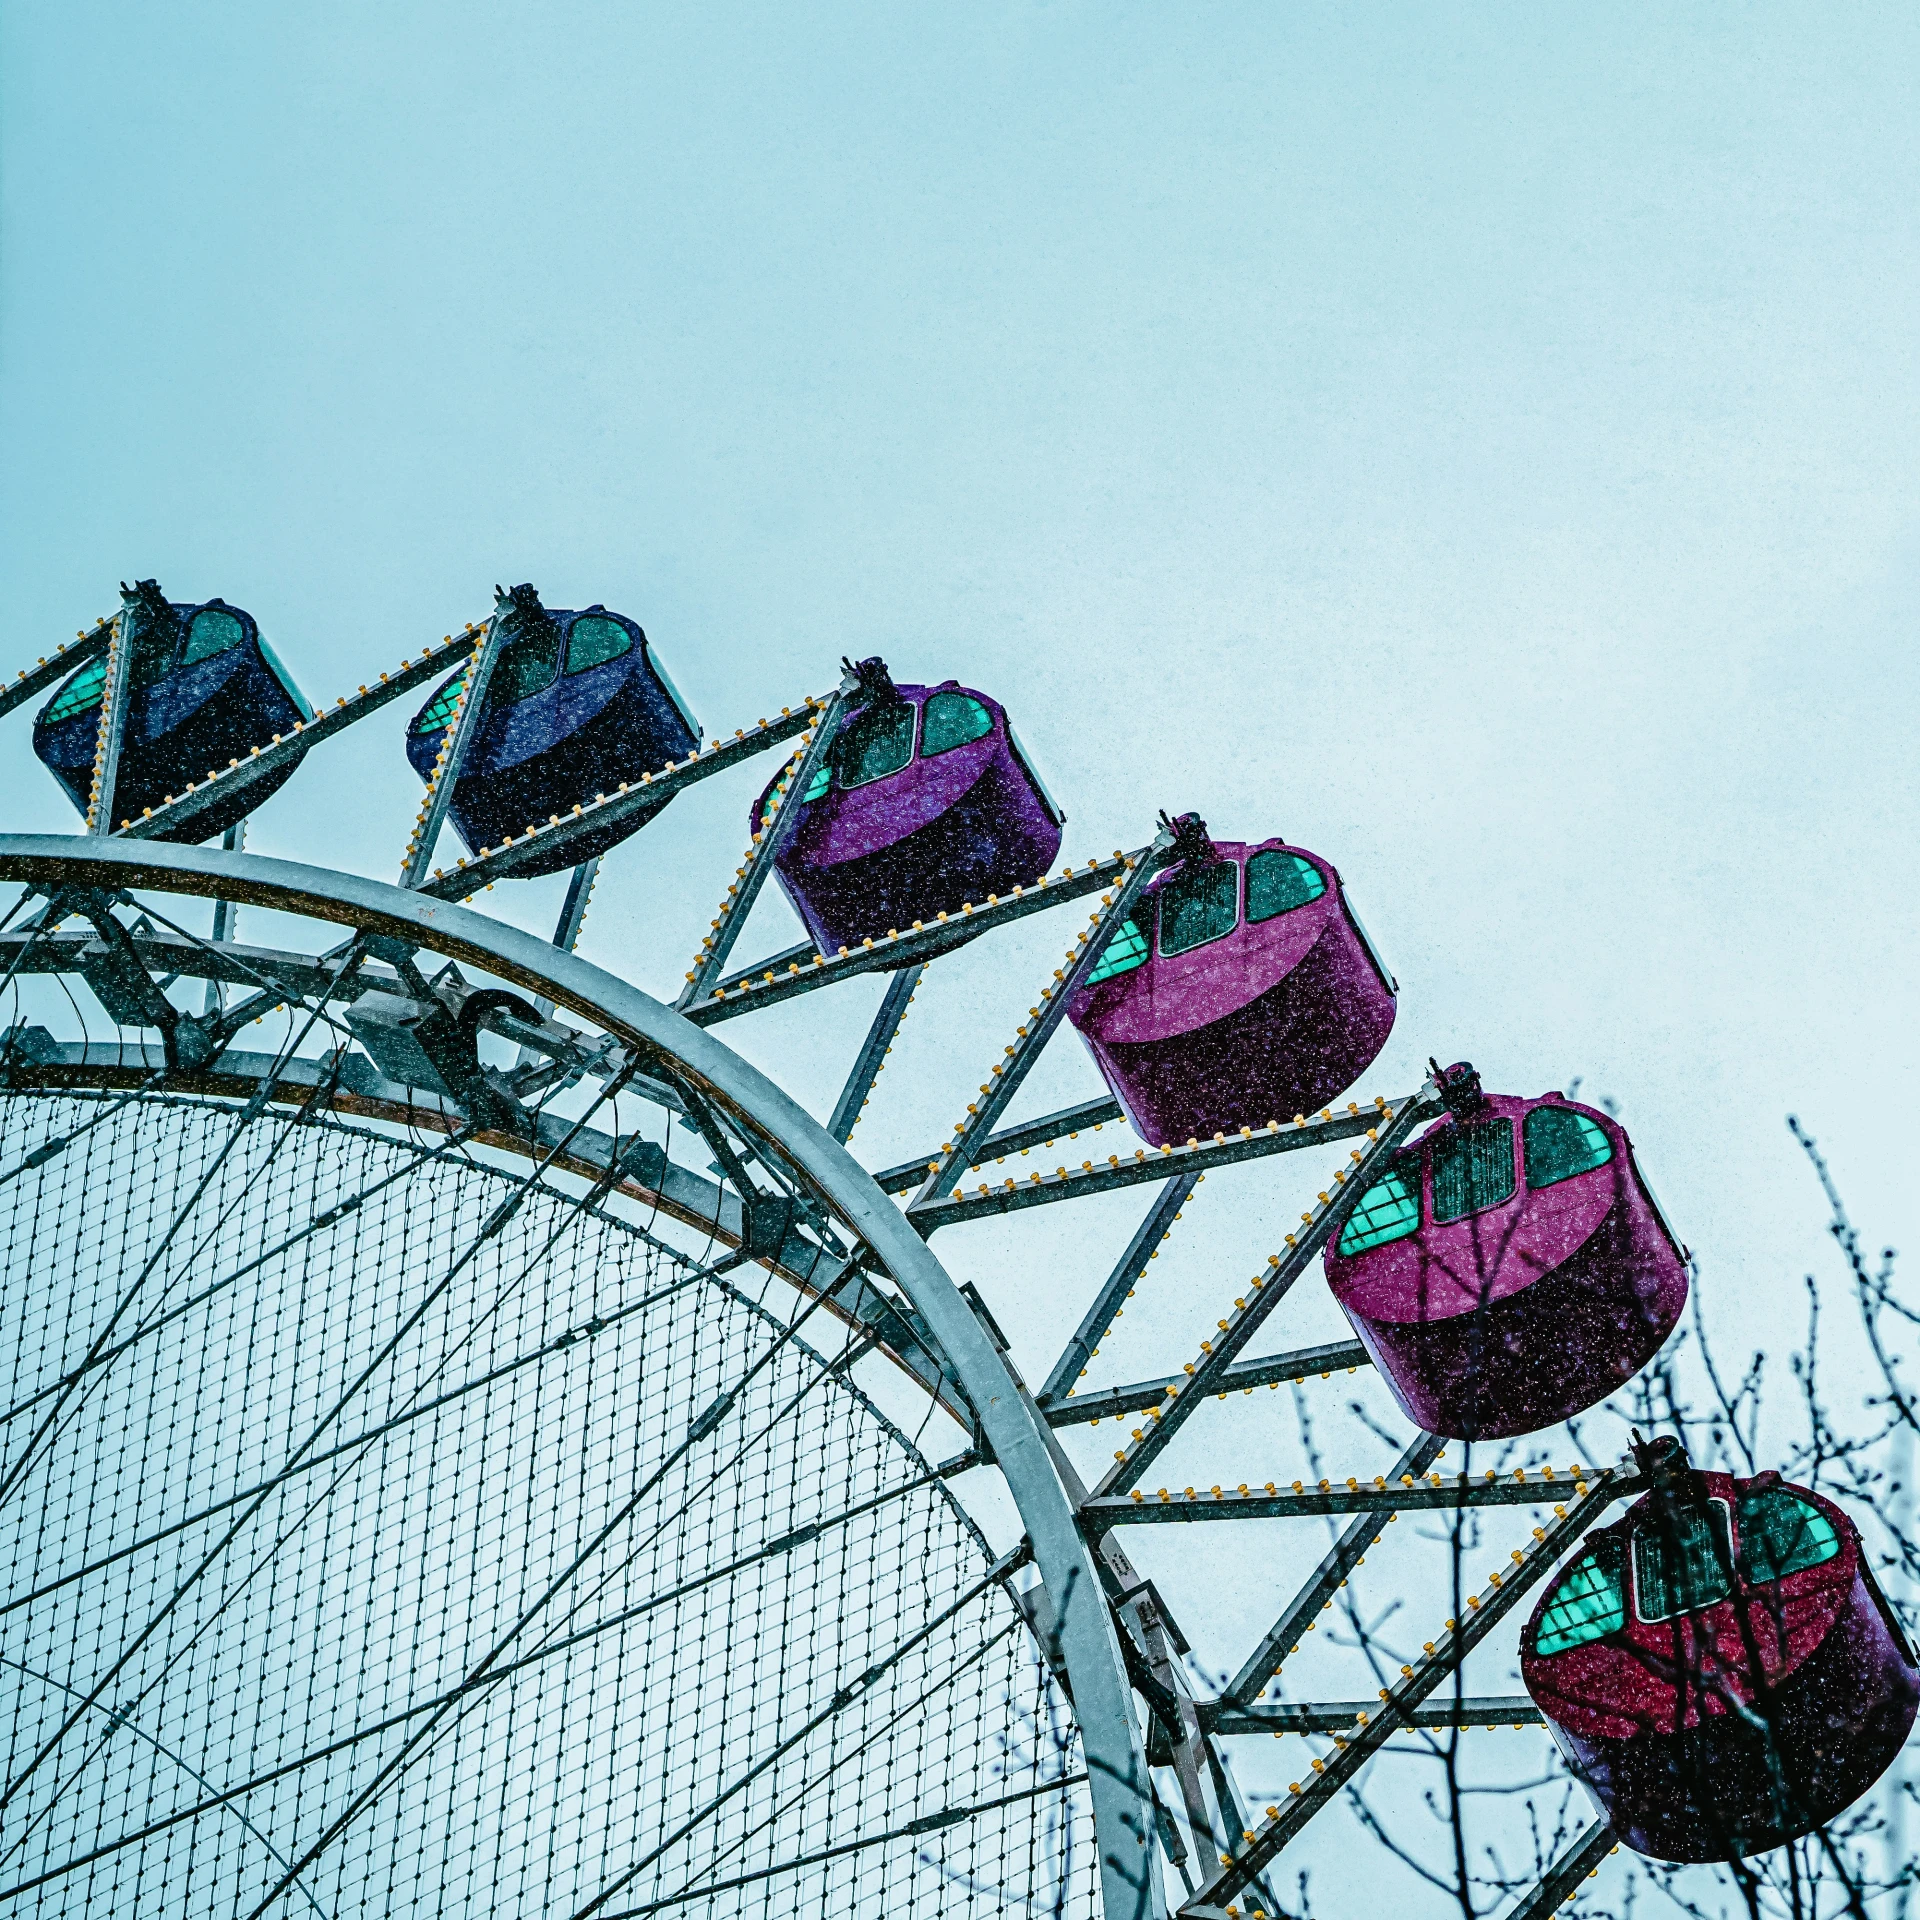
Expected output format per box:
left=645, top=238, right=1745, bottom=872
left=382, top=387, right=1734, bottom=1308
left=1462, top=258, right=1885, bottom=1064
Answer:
left=407, top=584, right=700, bottom=877
left=34, top=580, right=313, bottom=841
left=748, top=659, right=1063, bottom=960
left=1323, top=1065, right=1687, bottom=1439
left=1523, top=1439, right=1918, bottom=1861
left=1065, top=815, right=1397, bottom=1147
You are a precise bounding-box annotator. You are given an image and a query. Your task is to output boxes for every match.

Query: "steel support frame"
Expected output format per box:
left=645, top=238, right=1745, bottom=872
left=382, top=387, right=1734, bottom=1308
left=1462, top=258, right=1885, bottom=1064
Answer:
left=0, top=833, right=1166, bottom=1920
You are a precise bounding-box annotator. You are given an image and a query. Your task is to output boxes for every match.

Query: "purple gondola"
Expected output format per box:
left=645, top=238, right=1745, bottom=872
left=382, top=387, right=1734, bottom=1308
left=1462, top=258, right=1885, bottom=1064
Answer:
left=1064, top=814, right=1397, bottom=1147
left=406, top=584, right=700, bottom=877
left=1323, top=1065, right=1687, bottom=1439
left=748, top=659, right=1063, bottom=960
left=1523, top=1438, right=1918, bottom=1861
left=34, top=580, right=313, bottom=841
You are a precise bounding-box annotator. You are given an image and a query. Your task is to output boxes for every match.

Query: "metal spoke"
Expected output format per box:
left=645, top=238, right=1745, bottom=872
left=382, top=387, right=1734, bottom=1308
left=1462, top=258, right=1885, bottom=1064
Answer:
left=873, top=1094, right=1122, bottom=1192
left=399, top=617, right=500, bottom=886
left=83, top=605, right=132, bottom=835
left=1040, top=1174, right=1197, bottom=1406
left=1204, top=1696, right=1541, bottom=1736
left=119, top=629, right=474, bottom=841
left=1047, top=1341, right=1372, bottom=1431
left=1180, top=1472, right=1633, bottom=1913
left=677, top=674, right=851, bottom=1009
left=1501, top=1822, right=1616, bottom=1920
left=1088, top=1078, right=1439, bottom=1499
left=0, top=618, right=112, bottom=722
left=1085, top=1460, right=1631, bottom=1529
left=828, top=962, right=922, bottom=1143
left=1221, top=1433, right=1445, bottom=1705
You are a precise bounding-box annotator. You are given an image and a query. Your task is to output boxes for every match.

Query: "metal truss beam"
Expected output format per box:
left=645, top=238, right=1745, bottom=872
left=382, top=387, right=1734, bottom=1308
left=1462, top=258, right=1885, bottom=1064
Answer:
left=682, top=852, right=1137, bottom=1027
left=1203, top=1695, right=1541, bottom=1736
left=0, top=619, right=112, bottom=722
left=1181, top=1471, right=1632, bottom=1913
left=906, top=1099, right=1395, bottom=1233
left=1222, top=1432, right=1445, bottom=1705
left=827, top=963, right=922, bottom=1143
left=910, top=824, right=1176, bottom=1209
left=1045, top=1341, right=1373, bottom=1430
left=400, top=620, right=501, bottom=886
left=1503, top=1823, right=1616, bottom=1920
left=872, top=1095, right=1122, bottom=1193
left=85, top=604, right=135, bottom=835
left=118, top=631, right=474, bottom=842
left=1090, top=1081, right=1440, bottom=1499
left=1039, top=1175, right=1197, bottom=1406
left=1086, top=1462, right=1634, bottom=1528
left=418, top=704, right=818, bottom=899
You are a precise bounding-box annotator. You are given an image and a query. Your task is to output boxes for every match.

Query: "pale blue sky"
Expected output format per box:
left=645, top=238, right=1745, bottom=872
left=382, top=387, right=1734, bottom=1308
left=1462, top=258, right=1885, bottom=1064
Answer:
left=4, top=5, right=1918, bottom=1902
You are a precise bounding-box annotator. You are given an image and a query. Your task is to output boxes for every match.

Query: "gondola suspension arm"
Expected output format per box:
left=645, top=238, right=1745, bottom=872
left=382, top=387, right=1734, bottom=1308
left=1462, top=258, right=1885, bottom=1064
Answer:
left=399, top=611, right=505, bottom=888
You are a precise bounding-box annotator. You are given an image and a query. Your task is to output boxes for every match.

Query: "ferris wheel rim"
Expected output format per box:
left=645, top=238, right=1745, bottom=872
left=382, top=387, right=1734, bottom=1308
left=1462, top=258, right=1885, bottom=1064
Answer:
left=0, top=828, right=1163, bottom=1920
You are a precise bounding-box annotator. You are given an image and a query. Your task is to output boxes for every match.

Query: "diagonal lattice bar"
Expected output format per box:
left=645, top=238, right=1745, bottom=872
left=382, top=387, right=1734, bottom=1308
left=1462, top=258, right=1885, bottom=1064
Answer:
left=873, top=1095, right=1122, bottom=1192
left=0, top=619, right=112, bottom=723
left=908, top=823, right=1177, bottom=1211
left=828, top=963, right=923, bottom=1143
left=1084, top=1459, right=1626, bottom=1529
left=677, top=681, right=851, bottom=1010
left=1222, top=1431, right=1445, bottom=1704
left=1039, top=1174, right=1198, bottom=1406
left=84, top=607, right=133, bottom=835
left=1502, top=1822, right=1617, bottom=1920
left=1045, top=1340, right=1372, bottom=1430
left=422, top=703, right=821, bottom=900
left=1089, top=1078, right=1440, bottom=1500
left=400, top=619, right=502, bottom=887
left=1203, top=1694, right=1541, bottom=1736
left=117, top=629, right=475, bottom=842
left=682, top=855, right=1138, bottom=1027
left=904, top=1099, right=1394, bottom=1231
left=1182, top=1471, right=1633, bottom=1913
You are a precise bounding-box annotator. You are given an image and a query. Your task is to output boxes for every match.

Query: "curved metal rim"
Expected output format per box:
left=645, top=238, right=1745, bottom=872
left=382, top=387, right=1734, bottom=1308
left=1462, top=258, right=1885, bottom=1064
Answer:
left=0, top=832, right=1162, bottom=1920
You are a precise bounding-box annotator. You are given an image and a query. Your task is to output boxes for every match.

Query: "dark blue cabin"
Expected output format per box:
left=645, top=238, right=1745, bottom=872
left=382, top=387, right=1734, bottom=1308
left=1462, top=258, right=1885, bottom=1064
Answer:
left=34, top=580, right=313, bottom=842
left=405, top=585, right=701, bottom=877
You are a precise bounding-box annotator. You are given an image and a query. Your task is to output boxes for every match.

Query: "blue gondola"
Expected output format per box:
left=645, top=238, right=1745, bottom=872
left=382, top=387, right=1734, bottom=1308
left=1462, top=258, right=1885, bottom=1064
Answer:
left=34, top=580, right=313, bottom=842
left=405, top=585, right=700, bottom=877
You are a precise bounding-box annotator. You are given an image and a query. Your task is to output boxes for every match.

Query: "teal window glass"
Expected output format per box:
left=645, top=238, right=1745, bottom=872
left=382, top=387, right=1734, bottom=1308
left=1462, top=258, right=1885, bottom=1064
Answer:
left=1157, top=860, right=1239, bottom=957
left=412, top=669, right=470, bottom=736
left=1737, top=1489, right=1841, bottom=1586
left=837, top=701, right=916, bottom=788
left=256, top=636, right=314, bottom=719
left=921, top=691, right=993, bottom=757
left=1524, top=1105, right=1614, bottom=1189
left=1246, top=849, right=1326, bottom=923
left=800, top=763, right=832, bottom=803
left=491, top=617, right=562, bottom=706
left=180, top=608, right=246, bottom=666
left=1338, top=1162, right=1421, bottom=1255
left=43, top=657, right=107, bottom=726
left=1533, top=1544, right=1628, bottom=1655
left=1430, top=1118, right=1516, bottom=1224
left=1084, top=916, right=1150, bottom=987
left=565, top=614, right=633, bottom=675
left=1633, top=1501, right=1734, bottom=1622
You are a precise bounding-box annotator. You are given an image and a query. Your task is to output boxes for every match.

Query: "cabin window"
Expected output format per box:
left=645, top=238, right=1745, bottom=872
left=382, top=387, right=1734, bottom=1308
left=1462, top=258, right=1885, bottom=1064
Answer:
left=1632, top=1500, right=1734, bottom=1623
left=43, top=657, right=108, bottom=726
left=413, top=669, right=469, bottom=736
left=1533, top=1541, right=1628, bottom=1655
left=837, top=700, right=916, bottom=789
left=1338, top=1162, right=1421, bottom=1255
left=491, top=616, right=562, bottom=706
left=180, top=607, right=247, bottom=666
left=800, top=763, right=832, bottom=803
left=1524, top=1106, right=1614, bottom=1190
left=565, top=615, right=633, bottom=675
left=1084, top=917, right=1150, bottom=987
left=1430, top=1118, right=1516, bottom=1224
left=1245, top=850, right=1326, bottom=922
left=921, top=692, right=993, bottom=757
left=1158, top=861, right=1239, bottom=958
left=1736, top=1488, right=1840, bottom=1585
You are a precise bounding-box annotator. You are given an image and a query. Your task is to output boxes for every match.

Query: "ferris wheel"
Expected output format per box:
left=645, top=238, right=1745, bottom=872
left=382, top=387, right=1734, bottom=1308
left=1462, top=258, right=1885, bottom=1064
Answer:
left=0, top=580, right=1908, bottom=1920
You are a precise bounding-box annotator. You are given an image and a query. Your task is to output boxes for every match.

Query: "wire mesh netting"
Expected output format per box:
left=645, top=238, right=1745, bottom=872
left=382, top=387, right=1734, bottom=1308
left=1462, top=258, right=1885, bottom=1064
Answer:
left=0, top=1092, right=1096, bottom=1919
